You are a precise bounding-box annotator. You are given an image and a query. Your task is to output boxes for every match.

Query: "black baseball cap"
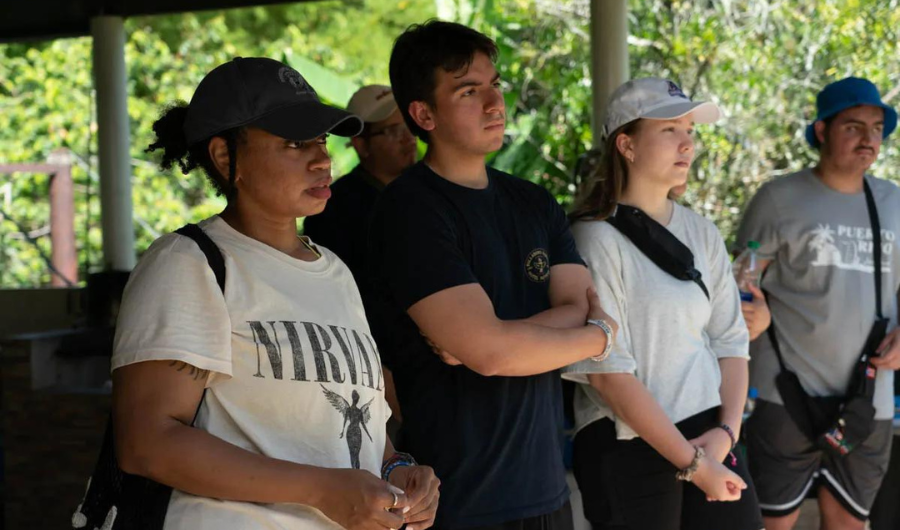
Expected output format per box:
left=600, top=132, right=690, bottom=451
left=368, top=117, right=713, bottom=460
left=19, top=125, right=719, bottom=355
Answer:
left=183, top=57, right=363, bottom=145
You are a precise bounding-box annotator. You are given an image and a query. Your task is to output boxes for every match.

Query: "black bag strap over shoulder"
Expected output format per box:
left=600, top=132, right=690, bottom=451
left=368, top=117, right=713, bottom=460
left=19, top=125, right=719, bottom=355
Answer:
left=176, top=223, right=227, bottom=295
left=863, top=180, right=884, bottom=320
left=173, top=223, right=224, bottom=422
left=73, top=223, right=225, bottom=530
left=606, top=204, right=710, bottom=300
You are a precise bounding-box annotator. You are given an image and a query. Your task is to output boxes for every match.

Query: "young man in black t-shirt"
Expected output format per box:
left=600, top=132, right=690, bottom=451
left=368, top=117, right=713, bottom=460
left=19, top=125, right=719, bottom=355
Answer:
left=367, top=21, right=618, bottom=530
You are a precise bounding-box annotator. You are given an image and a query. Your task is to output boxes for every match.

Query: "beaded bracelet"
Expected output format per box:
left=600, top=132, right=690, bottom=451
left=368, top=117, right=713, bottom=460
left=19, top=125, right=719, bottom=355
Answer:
left=381, top=451, right=417, bottom=482
left=717, top=424, right=739, bottom=466
left=675, top=446, right=705, bottom=482
left=717, top=423, right=737, bottom=450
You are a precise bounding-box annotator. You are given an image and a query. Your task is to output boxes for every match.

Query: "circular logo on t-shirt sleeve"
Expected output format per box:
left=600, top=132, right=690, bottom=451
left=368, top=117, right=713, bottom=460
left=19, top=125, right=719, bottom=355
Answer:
left=525, top=248, right=551, bottom=282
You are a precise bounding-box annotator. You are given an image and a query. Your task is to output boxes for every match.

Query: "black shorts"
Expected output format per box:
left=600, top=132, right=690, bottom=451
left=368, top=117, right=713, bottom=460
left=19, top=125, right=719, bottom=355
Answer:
left=572, top=408, right=763, bottom=530
left=744, top=399, right=893, bottom=521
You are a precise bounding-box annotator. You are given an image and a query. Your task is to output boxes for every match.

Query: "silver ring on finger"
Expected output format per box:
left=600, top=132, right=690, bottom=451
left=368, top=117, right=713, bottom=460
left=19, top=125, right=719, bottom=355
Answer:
left=391, top=491, right=399, bottom=508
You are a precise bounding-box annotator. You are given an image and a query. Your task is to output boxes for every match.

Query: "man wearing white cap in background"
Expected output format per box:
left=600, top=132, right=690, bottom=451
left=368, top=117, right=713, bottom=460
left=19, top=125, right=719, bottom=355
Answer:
left=304, top=85, right=417, bottom=439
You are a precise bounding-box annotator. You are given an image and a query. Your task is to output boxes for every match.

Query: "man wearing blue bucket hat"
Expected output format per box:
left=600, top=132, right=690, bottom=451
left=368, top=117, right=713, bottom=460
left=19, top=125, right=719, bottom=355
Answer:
left=736, top=77, right=900, bottom=529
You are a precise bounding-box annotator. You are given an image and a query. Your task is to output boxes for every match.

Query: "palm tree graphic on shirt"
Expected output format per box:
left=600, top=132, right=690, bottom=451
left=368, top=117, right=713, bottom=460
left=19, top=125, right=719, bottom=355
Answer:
left=320, top=384, right=374, bottom=469
left=808, top=223, right=891, bottom=272
left=809, top=224, right=842, bottom=266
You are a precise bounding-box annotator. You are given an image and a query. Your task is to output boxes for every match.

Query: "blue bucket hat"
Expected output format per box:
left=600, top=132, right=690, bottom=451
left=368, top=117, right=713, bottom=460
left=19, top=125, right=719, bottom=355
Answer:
left=806, top=77, right=897, bottom=147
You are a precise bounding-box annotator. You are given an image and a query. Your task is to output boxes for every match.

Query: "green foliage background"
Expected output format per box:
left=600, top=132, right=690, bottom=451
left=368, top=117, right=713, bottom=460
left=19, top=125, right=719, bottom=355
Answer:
left=1, top=0, right=898, bottom=287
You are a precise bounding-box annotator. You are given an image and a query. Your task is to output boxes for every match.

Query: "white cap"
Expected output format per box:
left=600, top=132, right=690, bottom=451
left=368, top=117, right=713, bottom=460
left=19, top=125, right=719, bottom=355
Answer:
left=347, top=84, right=398, bottom=124
left=603, top=78, right=721, bottom=137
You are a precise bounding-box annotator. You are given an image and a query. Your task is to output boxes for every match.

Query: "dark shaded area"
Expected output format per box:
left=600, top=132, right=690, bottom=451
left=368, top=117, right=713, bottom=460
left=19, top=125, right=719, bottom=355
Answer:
left=1, top=0, right=307, bottom=43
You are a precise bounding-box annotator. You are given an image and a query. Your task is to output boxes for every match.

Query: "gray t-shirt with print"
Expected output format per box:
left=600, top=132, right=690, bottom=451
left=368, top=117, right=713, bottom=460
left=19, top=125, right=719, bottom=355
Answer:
left=737, top=169, right=900, bottom=419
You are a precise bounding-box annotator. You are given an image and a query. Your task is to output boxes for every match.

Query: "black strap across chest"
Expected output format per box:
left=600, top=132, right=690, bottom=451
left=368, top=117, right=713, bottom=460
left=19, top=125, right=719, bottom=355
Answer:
left=606, top=204, right=710, bottom=300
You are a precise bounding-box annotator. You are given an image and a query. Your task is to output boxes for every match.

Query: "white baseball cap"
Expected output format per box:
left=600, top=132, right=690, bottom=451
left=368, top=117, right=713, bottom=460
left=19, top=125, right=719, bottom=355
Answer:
left=347, top=84, right=398, bottom=124
left=603, top=78, right=721, bottom=137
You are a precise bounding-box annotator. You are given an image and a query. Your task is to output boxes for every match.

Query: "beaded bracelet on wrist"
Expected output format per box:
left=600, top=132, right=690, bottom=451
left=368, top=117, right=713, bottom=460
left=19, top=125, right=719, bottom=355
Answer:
left=675, top=446, right=705, bottom=482
left=717, top=423, right=737, bottom=450
left=381, top=451, right=417, bottom=482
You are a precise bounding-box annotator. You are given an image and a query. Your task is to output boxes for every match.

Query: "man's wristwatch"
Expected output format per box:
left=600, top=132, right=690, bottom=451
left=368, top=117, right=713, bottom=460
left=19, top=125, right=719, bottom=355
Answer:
left=586, top=318, right=614, bottom=362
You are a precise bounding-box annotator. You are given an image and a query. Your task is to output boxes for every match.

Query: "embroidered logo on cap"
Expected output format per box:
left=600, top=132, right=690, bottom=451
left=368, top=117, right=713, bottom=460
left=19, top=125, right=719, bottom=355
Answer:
left=667, top=81, right=688, bottom=100
left=278, top=67, right=316, bottom=96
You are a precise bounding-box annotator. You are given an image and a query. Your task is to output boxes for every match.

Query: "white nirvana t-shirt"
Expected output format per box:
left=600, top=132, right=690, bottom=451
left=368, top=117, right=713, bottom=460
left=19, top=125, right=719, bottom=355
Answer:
left=112, top=216, right=390, bottom=530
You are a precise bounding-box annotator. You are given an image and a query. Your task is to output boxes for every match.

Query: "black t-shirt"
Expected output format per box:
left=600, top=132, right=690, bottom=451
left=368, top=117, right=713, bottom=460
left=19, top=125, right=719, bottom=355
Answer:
left=303, top=164, right=383, bottom=280
left=367, top=162, right=584, bottom=528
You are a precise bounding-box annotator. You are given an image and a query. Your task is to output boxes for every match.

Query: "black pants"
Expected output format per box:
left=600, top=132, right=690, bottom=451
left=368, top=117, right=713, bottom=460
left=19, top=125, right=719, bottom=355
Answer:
left=870, top=435, right=900, bottom=529
left=432, top=502, right=574, bottom=530
left=573, top=408, right=763, bottom=530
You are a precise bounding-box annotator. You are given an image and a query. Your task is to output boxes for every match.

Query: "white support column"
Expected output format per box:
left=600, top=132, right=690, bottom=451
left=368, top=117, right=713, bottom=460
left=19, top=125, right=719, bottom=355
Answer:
left=590, top=0, right=630, bottom=143
left=91, top=16, right=135, bottom=271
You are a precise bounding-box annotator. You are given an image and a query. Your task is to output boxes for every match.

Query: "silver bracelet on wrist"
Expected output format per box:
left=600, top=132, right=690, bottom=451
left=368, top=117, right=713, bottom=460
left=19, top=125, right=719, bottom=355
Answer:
left=675, top=446, right=705, bottom=482
left=586, top=318, right=613, bottom=361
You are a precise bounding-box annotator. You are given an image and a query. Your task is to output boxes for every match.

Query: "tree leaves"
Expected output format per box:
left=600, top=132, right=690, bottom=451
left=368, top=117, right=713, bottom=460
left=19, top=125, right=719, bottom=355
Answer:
left=474, top=0, right=899, bottom=245
left=0, top=1, right=433, bottom=287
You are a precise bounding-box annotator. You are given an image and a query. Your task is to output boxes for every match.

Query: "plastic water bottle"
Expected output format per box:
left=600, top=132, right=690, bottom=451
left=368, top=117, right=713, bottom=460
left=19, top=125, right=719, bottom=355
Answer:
left=894, top=396, right=900, bottom=428
left=733, top=241, right=761, bottom=302
left=744, top=387, right=759, bottom=421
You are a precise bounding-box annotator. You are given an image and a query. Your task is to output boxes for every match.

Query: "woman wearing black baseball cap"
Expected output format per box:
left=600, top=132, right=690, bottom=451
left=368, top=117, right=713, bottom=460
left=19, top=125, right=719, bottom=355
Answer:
left=108, top=58, right=439, bottom=530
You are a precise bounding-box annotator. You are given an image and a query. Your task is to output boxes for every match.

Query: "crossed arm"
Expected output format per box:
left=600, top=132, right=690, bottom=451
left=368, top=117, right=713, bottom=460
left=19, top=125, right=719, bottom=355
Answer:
left=407, top=263, right=615, bottom=376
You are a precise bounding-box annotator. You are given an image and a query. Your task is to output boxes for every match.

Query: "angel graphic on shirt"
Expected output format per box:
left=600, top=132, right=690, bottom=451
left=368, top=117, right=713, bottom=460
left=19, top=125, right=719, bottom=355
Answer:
left=320, top=385, right=374, bottom=469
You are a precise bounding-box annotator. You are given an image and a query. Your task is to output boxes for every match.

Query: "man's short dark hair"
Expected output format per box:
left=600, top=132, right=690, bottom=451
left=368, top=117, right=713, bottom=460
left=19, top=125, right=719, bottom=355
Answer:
left=813, top=115, right=837, bottom=150
left=389, top=20, right=498, bottom=143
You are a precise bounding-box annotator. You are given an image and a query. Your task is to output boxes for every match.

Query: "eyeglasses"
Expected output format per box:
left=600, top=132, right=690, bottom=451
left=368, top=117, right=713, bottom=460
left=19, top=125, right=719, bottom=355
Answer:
left=366, top=123, right=413, bottom=142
